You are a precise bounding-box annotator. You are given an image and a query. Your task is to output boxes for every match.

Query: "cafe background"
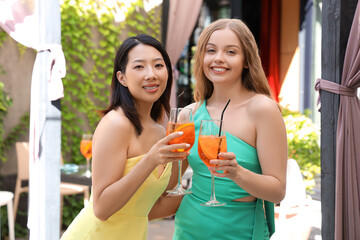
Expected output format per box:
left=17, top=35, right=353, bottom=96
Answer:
left=0, top=0, right=321, bottom=237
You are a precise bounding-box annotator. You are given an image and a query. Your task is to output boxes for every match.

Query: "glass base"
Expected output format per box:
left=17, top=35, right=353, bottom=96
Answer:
left=200, top=200, right=226, bottom=207
left=166, top=185, right=192, bottom=196
left=82, top=170, right=92, bottom=178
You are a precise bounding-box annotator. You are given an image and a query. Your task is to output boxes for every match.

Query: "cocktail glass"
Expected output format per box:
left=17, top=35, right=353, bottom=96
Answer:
left=166, top=108, right=195, bottom=195
left=198, top=119, right=227, bottom=206
left=80, top=134, right=93, bottom=177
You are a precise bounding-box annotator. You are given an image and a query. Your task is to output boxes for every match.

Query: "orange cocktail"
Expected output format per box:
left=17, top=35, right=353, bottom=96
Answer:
left=80, top=134, right=93, bottom=177
left=80, top=139, right=92, bottom=160
left=166, top=107, right=194, bottom=195
left=198, top=135, right=227, bottom=167
left=198, top=119, right=227, bottom=206
left=167, top=122, right=195, bottom=152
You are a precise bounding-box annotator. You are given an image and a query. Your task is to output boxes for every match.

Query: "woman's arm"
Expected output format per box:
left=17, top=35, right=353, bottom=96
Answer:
left=209, top=97, right=288, bottom=203
left=92, top=113, right=189, bottom=221
left=148, top=158, right=189, bottom=220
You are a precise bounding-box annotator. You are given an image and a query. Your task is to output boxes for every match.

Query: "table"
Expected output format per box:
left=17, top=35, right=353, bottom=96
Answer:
left=61, top=165, right=92, bottom=186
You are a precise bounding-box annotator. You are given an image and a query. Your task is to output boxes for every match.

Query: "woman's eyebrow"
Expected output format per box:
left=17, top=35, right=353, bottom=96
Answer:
left=131, top=57, right=164, bottom=63
left=206, top=43, right=240, bottom=49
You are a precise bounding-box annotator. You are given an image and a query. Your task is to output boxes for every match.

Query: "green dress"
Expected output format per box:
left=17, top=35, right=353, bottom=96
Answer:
left=173, top=101, right=275, bottom=240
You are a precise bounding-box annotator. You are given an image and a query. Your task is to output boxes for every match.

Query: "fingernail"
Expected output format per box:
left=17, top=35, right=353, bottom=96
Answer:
left=178, top=131, right=183, bottom=135
left=185, top=144, right=190, bottom=148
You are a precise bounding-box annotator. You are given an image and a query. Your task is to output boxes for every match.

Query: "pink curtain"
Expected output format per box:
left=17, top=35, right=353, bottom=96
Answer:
left=315, top=1, right=360, bottom=239
left=165, top=0, right=203, bottom=107
left=334, top=1, right=360, bottom=238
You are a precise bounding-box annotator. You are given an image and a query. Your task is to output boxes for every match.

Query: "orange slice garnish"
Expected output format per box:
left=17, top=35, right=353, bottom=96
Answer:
left=167, top=123, right=195, bottom=149
left=198, top=135, right=226, bottom=160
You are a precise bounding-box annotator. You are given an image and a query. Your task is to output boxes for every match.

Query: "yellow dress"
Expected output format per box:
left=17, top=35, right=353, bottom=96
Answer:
left=61, top=155, right=172, bottom=240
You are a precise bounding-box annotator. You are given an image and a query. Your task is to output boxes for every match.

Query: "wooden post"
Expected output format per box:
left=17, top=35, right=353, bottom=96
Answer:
left=161, top=0, right=169, bottom=45
left=320, top=0, right=357, bottom=239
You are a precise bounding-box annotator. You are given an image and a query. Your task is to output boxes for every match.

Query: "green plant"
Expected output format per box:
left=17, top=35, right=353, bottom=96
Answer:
left=58, top=0, right=161, bottom=229
left=0, top=81, right=13, bottom=162
left=0, top=0, right=162, bottom=233
left=59, top=0, right=161, bottom=165
left=282, top=109, right=320, bottom=193
left=0, top=30, right=7, bottom=46
left=62, top=195, right=84, bottom=229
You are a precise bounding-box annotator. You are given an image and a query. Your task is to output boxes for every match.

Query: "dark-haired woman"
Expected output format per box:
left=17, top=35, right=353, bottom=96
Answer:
left=61, top=34, right=188, bottom=240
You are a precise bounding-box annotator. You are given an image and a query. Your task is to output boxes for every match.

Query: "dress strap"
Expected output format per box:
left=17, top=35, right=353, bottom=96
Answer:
left=252, top=199, right=274, bottom=240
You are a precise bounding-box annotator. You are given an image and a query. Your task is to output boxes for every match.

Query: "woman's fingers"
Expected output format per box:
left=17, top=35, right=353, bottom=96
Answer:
left=168, top=143, right=190, bottom=151
left=208, top=153, right=238, bottom=178
left=218, top=152, right=236, bottom=159
left=163, top=131, right=183, bottom=143
left=149, top=132, right=191, bottom=165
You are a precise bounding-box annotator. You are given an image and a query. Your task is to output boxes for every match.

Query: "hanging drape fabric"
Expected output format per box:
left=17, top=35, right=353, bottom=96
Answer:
left=260, top=0, right=281, bottom=102
left=315, top=2, right=360, bottom=239
left=0, top=1, right=64, bottom=238
left=165, top=0, right=203, bottom=107
left=0, top=1, right=65, bottom=101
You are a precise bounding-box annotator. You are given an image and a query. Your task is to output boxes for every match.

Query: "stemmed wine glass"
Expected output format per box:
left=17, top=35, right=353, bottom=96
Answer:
left=198, top=119, right=227, bottom=206
left=80, top=134, right=93, bottom=177
left=166, top=108, right=195, bottom=195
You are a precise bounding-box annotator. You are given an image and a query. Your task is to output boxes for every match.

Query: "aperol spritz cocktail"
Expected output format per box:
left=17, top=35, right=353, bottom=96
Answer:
left=198, top=119, right=227, bottom=206
left=80, top=134, right=93, bottom=177
left=167, top=123, right=195, bottom=151
left=166, top=108, right=195, bottom=195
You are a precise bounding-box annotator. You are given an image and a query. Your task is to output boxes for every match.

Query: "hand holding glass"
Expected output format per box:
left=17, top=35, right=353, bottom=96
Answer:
left=80, top=134, right=93, bottom=177
left=198, top=119, right=227, bottom=206
left=166, top=108, right=195, bottom=195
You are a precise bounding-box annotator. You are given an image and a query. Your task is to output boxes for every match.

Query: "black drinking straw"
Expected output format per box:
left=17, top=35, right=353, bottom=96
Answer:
left=217, top=99, right=231, bottom=157
left=219, top=99, right=231, bottom=136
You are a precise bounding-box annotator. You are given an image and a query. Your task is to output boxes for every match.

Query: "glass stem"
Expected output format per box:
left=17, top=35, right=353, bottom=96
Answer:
left=86, top=158, right=90, bottom=172
left=210, top=173, right=216, bottom=202
left=177, top=160, right=182, bottom=187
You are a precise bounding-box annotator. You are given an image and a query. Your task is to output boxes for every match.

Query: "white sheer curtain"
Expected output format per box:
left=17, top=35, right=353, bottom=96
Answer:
left=0, top=1, right=64, bottom=239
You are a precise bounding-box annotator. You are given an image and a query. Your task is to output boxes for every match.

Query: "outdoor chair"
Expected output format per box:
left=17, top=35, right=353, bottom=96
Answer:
left=0, top=191, right=15, bottom=240
left=14, top=142, right=90, bottom=227
left=271, top=158, right=310, bottom=240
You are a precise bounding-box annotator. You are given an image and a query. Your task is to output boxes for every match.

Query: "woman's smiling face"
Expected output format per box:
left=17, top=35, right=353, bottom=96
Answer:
left=203, top=27, right=246, bottom=85
left=117, top=43, right=168, bottom=104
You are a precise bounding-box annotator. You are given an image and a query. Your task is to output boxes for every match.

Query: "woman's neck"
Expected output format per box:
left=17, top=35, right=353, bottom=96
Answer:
left=208, top=82, right=247, bottom=106
left=134, top=101, right=154, bottom=122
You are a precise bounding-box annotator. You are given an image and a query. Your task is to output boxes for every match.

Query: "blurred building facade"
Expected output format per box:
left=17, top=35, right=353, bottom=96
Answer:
left=168, top=0, right=321, bottom=126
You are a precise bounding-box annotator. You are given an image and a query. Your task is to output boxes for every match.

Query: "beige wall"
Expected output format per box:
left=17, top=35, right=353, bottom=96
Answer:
left=279, top=0, right=300, bottom=111
left=0, top=37, right=35, bottom=174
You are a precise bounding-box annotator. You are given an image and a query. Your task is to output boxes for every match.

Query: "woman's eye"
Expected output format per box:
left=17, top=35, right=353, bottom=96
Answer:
left=227, top=50, right=236, bottom=54
left=206, top=49, right=216, bottom=53
left=134, top=65, right=143, bottom=69
left=155, top=63, right=164, bottom=68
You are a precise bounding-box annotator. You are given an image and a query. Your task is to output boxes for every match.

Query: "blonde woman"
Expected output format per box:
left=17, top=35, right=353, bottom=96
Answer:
left=173, top=19, right=288, bottom=239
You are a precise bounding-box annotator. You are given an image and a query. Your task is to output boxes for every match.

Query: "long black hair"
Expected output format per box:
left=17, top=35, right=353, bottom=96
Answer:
left=101, top=34, right=173, bottom=135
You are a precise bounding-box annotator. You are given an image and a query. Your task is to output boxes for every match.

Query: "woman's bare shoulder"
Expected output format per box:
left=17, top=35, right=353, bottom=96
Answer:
left=95, top=109, right=134, bottom=137
left=184, top=102, right=202, bottom=114
left=248, top=94, right=280, bottom=118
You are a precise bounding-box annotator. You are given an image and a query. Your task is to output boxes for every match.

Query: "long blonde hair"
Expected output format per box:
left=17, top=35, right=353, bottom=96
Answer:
left=193, top=18, right=272, bottom=102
